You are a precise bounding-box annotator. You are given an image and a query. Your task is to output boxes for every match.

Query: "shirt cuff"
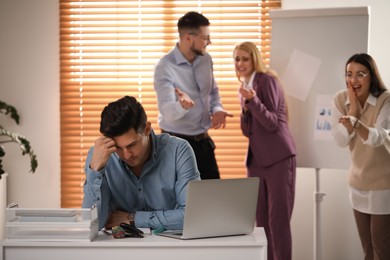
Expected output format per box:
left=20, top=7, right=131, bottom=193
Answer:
left=134, top=211, right=151, bottom=228
left=211, top=106, right=224, bottom=114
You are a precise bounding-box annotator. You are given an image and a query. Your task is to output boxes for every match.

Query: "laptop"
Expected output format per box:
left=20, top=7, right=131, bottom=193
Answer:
left=157, top=177, right=259, bottom=240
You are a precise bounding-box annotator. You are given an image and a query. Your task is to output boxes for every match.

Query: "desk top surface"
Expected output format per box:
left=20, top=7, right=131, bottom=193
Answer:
left=1, top=227, right=267, bottom=248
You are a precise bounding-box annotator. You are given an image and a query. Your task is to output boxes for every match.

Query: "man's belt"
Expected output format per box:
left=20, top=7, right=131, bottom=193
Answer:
left=162, top=130, right=209, bottom=142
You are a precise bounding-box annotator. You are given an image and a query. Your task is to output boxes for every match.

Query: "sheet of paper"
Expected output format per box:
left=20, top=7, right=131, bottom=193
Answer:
left=281, top=49, right=322, bottom=101
left=314, top=94, right=333, bottom=140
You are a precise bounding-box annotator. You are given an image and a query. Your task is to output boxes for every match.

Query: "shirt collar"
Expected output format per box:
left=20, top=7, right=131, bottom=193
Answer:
left=246, top=71, right=256, bottom=89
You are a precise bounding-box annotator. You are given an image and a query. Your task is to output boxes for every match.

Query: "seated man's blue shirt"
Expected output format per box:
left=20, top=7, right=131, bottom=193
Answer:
left=82, top=130, right=200, bottom=230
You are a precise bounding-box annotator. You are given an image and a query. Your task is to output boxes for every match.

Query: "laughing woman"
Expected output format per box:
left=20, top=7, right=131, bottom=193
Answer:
left=233, top=41, right=296, bottom=260
left=331, top=53, right=390, bottom=260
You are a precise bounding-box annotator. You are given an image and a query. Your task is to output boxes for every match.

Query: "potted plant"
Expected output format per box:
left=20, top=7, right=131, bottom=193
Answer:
left=0, top=100, right=38, bottom=179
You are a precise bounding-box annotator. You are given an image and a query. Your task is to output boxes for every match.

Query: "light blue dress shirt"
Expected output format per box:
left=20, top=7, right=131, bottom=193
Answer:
left=154, top=44, right=224, bottom=135
left=82, top=130, right=201, bottom=230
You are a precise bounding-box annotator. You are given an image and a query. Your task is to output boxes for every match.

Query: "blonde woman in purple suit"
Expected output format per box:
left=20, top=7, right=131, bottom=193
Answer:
left=233, top=42, right=296, bottom=260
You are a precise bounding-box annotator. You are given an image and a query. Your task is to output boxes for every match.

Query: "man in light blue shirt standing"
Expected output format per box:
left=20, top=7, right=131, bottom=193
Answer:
left=82, top=96, right=200, bottom=231
left=154, top=11, right=233, bottom=180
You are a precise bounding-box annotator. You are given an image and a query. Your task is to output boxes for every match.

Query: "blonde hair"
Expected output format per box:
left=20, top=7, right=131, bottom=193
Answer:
left=233, top=41, right=277, bottom=81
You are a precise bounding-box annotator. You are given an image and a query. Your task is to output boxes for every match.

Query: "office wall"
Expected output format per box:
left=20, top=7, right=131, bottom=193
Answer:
left=0, top=0, right=389, bottom=259
left=0, top=0, right=60, bottom=207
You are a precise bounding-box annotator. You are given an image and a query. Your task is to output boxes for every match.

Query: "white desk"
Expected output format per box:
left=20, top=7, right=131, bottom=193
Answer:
left=1, top=227, right=267, bottom=260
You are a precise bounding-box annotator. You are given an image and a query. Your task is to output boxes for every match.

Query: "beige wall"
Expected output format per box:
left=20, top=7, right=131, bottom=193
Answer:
left=0, top=0, right=60, bottom=207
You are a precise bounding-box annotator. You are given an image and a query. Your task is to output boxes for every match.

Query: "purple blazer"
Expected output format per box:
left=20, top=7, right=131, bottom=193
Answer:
left=241, top=72, right=296, bottom=168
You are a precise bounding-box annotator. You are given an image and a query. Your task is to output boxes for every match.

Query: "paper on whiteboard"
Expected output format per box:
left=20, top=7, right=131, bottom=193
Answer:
left=281, top=49, right=322, bottom=101
left=314, top=94, right=333, bottom=140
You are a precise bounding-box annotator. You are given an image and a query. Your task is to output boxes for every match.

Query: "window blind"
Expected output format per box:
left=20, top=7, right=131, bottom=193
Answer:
left=60, top=0, right=281, bottom=208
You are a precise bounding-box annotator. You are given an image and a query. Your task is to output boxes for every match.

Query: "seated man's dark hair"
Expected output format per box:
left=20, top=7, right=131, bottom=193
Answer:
left=100, top=96, right=147, bottom=138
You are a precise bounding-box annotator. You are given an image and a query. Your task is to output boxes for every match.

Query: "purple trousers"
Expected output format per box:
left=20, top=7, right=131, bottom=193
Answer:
left=248, top=156, right=296, bottom=260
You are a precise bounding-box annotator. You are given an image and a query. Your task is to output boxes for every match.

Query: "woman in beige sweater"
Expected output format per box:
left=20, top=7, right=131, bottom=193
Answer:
left=331, top=53, right=390, bottom=260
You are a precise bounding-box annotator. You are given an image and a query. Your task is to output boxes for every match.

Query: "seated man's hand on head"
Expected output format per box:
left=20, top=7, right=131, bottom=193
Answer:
left=89, top=135, right=117, bottom=171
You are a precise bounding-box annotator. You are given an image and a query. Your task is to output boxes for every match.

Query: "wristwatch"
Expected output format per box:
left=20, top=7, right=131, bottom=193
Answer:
left=127, top=212, right=135, bottom=226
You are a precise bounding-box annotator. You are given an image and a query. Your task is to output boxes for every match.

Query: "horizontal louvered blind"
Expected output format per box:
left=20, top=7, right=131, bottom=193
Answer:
left=60, top=0, right=281, bottom=208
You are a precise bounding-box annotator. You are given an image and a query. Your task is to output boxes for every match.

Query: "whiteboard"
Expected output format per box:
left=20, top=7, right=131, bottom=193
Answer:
left=270, top=7, right=370, bottom=169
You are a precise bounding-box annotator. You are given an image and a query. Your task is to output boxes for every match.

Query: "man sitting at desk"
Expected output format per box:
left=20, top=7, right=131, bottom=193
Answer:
left=82, top=96, right=200, bottom=231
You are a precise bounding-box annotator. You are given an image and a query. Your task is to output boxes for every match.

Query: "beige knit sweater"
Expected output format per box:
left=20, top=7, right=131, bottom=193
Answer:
left=334, top=90, right=390, bottom=190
